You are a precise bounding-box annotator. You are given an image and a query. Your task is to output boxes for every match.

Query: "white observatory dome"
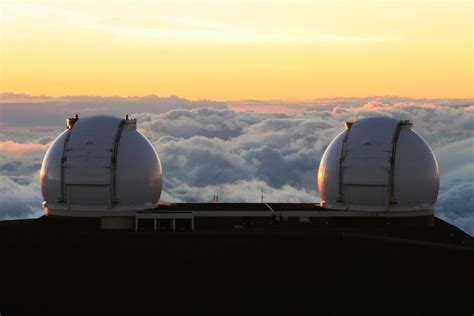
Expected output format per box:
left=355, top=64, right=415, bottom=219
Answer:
left=318, top=117, right=439, bottom=212
left=40, top=115, right=163, bottom=217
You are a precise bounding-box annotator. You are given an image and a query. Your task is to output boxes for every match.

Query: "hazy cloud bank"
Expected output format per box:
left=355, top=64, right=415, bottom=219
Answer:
left=0, top=93, right=473, bottom=235
left=0, top=93, right=226, bottom=128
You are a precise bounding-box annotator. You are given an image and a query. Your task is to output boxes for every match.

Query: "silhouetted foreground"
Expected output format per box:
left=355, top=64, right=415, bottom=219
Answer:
left=0, top=215, right=473, bottom=315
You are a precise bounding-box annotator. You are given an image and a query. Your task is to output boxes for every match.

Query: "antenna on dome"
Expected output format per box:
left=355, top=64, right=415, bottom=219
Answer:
left=261, top=188, right=264, bottom=203
left=66, top=114, right=79, bottom=129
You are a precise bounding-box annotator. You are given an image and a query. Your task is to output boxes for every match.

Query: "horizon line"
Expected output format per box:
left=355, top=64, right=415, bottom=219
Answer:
left=1, top=91, right=473, bottom=103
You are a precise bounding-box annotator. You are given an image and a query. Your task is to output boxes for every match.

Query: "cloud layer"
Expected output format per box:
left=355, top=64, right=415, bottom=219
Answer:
left=1, top=94, right=473, bottom=235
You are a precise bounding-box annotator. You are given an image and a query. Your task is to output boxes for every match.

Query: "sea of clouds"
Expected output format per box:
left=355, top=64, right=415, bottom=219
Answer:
left=1, top=93, right=473, bottom=235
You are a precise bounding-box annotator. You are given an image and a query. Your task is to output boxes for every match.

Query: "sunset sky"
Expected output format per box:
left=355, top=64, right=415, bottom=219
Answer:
left=0, top=0, right=472, bottom=99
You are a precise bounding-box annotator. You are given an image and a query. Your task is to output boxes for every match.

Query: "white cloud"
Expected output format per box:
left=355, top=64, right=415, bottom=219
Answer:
left=0, top=174, right=43, bottom=220
left=435, top=138, right=474, bottom=236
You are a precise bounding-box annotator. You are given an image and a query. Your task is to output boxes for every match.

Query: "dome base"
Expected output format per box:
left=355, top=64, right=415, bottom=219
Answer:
left=45, top=205, right=156, bottom=218
left=101, top=216, right=134, bottom=230
left=321, top=201, right=435, bottom=213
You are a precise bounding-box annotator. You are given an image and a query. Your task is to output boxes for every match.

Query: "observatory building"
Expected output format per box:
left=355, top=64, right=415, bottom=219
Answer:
left=318, top=116, right=439, bottom=221
left=40, top=115, right=163, bottom=229
left=40, top=115, right=439, bottom=231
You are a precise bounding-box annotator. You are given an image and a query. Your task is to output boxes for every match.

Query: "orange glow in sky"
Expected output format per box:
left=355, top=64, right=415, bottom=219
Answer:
left=0, top=0, right=472, bottom=100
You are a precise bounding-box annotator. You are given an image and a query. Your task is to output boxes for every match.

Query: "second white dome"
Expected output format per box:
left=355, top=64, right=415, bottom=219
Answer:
left=318, top=116, right=439, bottom=212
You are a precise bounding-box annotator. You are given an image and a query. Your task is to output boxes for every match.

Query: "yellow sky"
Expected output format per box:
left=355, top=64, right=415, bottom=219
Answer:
left=0, top=0, right=472, bottom=100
